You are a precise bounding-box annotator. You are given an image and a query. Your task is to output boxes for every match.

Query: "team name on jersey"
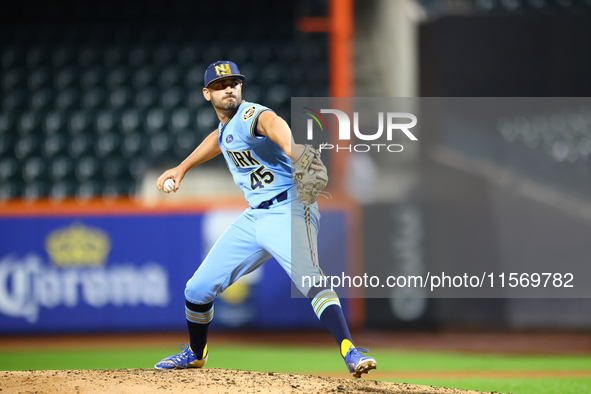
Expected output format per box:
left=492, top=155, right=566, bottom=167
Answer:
left=227, top=149, right=261, bottom=168
left=226, top=149, right=275, bottom=190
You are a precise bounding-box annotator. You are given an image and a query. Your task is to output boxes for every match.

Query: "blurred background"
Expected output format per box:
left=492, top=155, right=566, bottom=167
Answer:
left=1, top=0, right=591, bottom=338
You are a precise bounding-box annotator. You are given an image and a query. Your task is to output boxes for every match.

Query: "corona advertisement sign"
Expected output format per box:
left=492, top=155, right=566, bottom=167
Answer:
left=0, top=208, right=348, bottom=334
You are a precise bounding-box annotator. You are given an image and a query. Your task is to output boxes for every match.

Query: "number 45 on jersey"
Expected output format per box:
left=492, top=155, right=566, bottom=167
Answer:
left=227, top=149, right=275, bottom=190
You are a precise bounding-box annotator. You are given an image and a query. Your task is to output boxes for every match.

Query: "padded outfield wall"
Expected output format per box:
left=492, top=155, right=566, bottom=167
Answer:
left=0, top=199, right=353, bottom=334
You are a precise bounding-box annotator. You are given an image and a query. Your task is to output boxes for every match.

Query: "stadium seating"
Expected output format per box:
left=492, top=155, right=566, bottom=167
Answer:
left=0, top=0, right=328, bottom=201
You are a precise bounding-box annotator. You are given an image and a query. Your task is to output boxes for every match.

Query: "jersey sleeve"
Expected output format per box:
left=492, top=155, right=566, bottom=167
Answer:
left=247, top=106, right=273, bottom=138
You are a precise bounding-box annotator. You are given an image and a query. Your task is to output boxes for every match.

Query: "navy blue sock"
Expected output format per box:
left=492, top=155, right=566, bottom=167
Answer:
left=185, top=300, right=213, bottom=359
left=309, top=288, right=354, bottom=357
left=319, top=304, right=353, bottom=350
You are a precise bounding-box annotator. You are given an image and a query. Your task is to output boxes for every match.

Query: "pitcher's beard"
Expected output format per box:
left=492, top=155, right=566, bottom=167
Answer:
left=212, top=94, right=241, bottom=111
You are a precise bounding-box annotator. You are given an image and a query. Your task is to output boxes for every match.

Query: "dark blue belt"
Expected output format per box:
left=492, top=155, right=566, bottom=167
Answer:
left=257, top=190, right=288, bottom=209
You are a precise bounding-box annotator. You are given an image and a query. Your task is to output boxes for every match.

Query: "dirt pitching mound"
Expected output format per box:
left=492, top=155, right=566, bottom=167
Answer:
left=1, top=368, right=495, bottom=394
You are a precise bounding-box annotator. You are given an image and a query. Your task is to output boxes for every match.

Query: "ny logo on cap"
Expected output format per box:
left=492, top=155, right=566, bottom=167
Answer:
left=214, top=63, right=231, bottom=77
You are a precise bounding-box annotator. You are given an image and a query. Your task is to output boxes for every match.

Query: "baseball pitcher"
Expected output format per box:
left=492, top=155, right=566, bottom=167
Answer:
left=154, top=61, right=376, bottom=378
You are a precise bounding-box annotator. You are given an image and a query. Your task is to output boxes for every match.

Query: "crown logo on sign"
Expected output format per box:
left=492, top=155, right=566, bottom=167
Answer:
left=45, top=222, right=111, bottom=267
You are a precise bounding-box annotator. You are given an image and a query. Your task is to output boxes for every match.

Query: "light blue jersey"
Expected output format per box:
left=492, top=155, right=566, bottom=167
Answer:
left=218, top=101, right=294, bottom=208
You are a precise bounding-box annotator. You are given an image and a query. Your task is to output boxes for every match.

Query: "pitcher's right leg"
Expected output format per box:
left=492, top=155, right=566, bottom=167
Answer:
left=155, top=210, right=270, bottom=370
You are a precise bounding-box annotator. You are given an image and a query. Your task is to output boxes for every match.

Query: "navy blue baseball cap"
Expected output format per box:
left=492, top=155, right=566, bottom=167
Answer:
left=203, top=60, right=245, bottom=88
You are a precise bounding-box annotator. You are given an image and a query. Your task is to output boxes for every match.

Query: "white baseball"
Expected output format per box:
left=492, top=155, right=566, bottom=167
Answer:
left=163, top=178, right=175, bottom=192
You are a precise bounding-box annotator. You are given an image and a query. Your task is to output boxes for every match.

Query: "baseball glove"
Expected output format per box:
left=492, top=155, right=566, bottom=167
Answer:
left=293, top=145, right=328, bottom=205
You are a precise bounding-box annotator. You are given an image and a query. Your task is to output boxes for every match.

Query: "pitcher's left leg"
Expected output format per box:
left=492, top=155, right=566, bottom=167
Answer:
left=258, top=200, right=376, bottom=378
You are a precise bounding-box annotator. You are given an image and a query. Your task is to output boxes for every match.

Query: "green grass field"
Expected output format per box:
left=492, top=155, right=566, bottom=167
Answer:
left=1, top=344, right=590, bottom=394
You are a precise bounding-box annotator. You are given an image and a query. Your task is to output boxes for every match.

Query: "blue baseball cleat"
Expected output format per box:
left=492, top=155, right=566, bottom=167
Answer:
left=344, top=347, right=377, bottom=378
left=154, top=344, right=208, bottom=370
